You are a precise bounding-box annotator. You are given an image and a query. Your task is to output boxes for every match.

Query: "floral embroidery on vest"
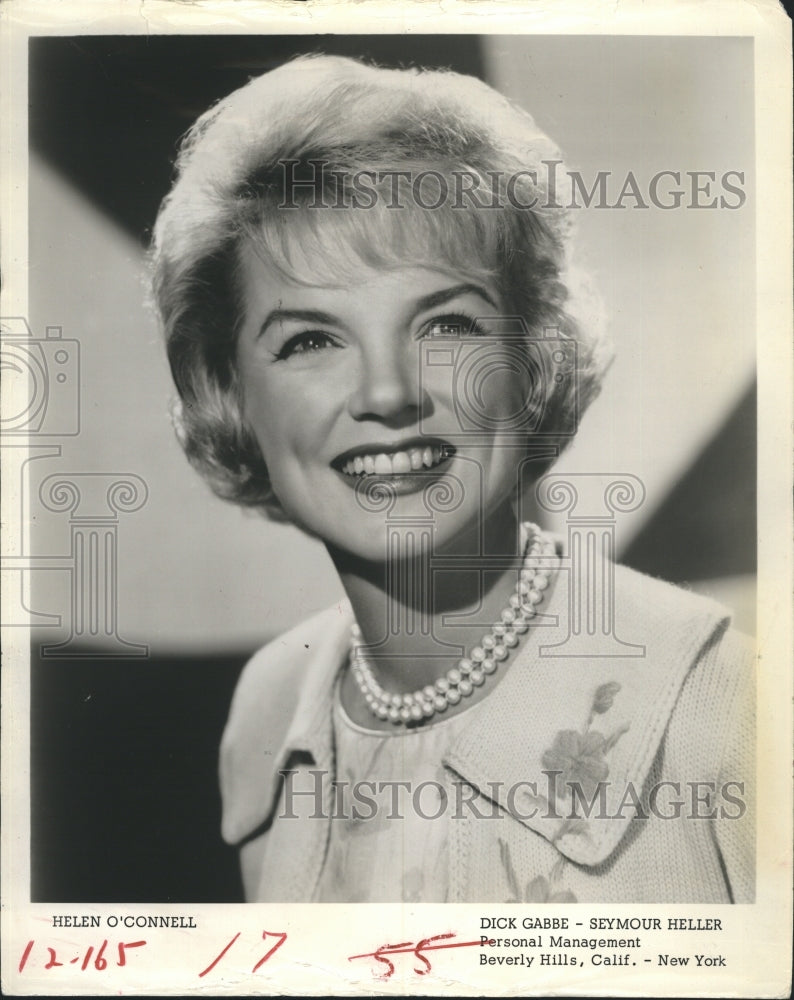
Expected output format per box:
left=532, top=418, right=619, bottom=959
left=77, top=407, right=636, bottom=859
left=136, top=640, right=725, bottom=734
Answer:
left=498, top=682, right=630, bottom=902
left=541, top=681, right=630, bottom=809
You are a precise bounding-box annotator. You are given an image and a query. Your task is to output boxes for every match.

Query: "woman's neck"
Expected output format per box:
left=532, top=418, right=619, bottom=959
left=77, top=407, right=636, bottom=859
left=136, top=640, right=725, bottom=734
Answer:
left=328, top=499, right=525, bottom=694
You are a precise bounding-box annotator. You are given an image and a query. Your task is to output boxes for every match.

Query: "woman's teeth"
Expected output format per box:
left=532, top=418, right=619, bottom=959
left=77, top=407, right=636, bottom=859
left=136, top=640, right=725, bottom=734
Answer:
left=341, top=446, right=448, bottom=477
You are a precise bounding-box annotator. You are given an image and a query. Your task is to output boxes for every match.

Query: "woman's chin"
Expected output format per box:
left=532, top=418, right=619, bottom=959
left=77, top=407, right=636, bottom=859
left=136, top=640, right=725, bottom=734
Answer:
left=319, top=508, right=502, bottom=568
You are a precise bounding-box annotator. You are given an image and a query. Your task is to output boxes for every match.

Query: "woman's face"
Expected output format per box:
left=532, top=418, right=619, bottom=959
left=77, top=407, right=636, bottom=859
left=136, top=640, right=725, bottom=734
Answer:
left=236, top=242, right=534, bottom=561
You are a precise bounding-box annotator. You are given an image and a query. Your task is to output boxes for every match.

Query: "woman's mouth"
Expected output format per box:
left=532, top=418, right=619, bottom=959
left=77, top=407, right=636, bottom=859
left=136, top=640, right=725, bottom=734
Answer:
left=334, top=441, right=455, bottom=479
left=340, top=445, right=452, bottom=476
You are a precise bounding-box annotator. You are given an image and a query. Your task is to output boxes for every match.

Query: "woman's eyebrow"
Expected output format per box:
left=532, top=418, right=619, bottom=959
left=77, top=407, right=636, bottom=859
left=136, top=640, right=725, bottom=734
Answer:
left=256, top=284, right=497, bottom=339
left=413, top=282, right=498, bottom=315
left=257, top=308, right=340, bottom=339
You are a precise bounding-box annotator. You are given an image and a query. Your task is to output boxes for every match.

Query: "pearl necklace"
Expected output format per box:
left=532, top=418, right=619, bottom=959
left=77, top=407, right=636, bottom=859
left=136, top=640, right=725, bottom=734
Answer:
left=349, top=524, right=557, bottom=726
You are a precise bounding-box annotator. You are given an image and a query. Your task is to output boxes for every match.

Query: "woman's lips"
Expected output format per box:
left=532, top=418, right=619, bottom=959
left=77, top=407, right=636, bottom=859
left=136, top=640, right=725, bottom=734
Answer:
left=339, top=445, right=452, bottom=477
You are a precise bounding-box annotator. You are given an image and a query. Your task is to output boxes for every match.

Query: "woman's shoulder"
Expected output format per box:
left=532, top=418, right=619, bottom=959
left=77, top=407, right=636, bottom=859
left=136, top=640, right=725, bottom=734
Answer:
left=219, top=602, right=353, bottom=845
left=235, top=602, right=352, bottom=692
left=611, top=561, right=754, bottom=663
left=608, top=562, right=755, bottom=769
left=225, top=601, right=353, bottom=739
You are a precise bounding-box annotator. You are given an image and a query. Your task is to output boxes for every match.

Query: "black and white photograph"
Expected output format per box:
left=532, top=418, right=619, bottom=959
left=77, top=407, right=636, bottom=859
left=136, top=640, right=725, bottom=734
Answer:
left=1, top=1, right=791, bottom=996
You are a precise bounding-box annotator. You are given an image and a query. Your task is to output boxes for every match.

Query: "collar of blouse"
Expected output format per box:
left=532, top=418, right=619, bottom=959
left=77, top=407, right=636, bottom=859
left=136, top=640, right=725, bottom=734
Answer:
left=220, top=558, right=730, bottom=867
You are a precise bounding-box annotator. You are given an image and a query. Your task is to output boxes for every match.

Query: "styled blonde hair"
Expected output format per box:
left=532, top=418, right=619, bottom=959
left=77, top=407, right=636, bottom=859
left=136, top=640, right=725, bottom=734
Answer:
left=152, top=54, right=609, bottom=517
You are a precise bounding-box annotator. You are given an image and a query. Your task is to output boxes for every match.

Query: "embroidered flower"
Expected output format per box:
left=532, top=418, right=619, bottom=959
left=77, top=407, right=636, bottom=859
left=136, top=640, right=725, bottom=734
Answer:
left=540, top=681, right=630, bottom=803
left=541, top=729, right=610, bottom=800
left=592, top=681, right=622, bottom=714
left=498, top=839, right=577, bottom=903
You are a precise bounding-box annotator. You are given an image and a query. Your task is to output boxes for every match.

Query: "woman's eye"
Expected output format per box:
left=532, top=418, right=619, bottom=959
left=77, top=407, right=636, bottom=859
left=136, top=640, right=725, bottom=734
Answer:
left=422, top=313, right=488, bottom=338
left=276, top=330, right=336, bottom=360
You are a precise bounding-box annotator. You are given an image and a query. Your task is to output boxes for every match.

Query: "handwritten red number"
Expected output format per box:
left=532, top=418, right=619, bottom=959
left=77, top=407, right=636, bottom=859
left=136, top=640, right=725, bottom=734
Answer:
left=44, top=947, right=63, bottom=969
left=93, top=939, right=108, bottom=970
left=350, top=933, right=489, bottom=979
left=199, top=930, right=287, bottom=978
left=18, top=940, right=34, bottom=972
left=251, top=931, right=288, bottom=973
left=372, top=941, right=412, bottom=980
left=19, top=939, right=147, bottom=973
left=198, top=932, right=241, bottom=978
left=413, top=933, right=455, bottom=975
left=117, top=941, right=147, bottom=967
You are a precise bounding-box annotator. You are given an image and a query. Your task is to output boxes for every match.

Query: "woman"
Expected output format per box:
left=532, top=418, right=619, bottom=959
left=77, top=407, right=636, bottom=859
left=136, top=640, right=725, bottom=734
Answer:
left=152, top=54, right=754, bottom=903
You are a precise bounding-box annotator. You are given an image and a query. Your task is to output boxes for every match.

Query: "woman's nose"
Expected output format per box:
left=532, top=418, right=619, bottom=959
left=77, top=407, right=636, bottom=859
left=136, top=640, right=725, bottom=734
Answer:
left=346, top=339, right=423, bottom=424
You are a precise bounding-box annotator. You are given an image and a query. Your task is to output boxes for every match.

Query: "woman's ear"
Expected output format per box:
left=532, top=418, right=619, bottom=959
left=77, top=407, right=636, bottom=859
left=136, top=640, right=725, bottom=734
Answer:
left=169, top=396, right=188, bottom=448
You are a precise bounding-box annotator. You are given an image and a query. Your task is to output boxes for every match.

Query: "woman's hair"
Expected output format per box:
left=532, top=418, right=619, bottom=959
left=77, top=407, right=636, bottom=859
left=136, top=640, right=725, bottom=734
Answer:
left=152, top=54, right=611, bottom=518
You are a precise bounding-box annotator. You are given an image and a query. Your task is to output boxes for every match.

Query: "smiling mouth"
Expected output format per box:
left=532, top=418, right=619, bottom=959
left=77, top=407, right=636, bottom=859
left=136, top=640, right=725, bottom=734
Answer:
left=335, top=443, right=455, bottom=478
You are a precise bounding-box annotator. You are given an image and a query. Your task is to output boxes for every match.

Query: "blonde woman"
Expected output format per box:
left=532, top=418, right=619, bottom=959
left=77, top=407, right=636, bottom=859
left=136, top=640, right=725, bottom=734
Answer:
left=152, top=55, right=754, bottom=904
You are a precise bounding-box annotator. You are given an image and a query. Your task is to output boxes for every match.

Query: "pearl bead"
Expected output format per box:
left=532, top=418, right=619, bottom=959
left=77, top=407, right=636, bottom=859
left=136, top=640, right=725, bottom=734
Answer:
left=459, top=679, right=473, bottom=697
left=493, top=644, right=508, bottom=661
left=422, top=700, right=435, bottom=718
left=492, top=624, right=506, bottom=637
left=503, top=631, right=519, bottom=647
left=458, top=658, right=473, bottom=675
left=388, top=706, right=400, bottom=723
left=376, top=704, right=389, bottom=719
left=482, top=634, right=496, bottom=650
left=435, top=677, right=450, bottom=694
left=471, top=646, right=486, bottom=662
left=509, top=593, right=521, bottom=609
left=400, top=706, right=412, bottom=722
left=433, top=695, right=448, bottom=712
left=447, top=668, right=462, bottom=685
left=423, top=684, right=436, bottom=700
left=446, top=687, right=462, bottom=706
left=534, top=575, right=548, bottom=591
left=482, top=657, right=497, bottom=674
left=471, top=668, right=484, bottom=686
left=391, top=693, right=403, bottom=708
left=403, top=692, right=415, bottom=706
left=501, top=609, right=516, bottom=624
left=410, top=704, right=423, bottom=721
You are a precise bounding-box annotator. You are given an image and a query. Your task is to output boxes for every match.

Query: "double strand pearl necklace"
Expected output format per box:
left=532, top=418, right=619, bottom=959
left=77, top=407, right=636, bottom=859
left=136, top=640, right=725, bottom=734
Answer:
left=349, top=524, right=557, bottom=726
